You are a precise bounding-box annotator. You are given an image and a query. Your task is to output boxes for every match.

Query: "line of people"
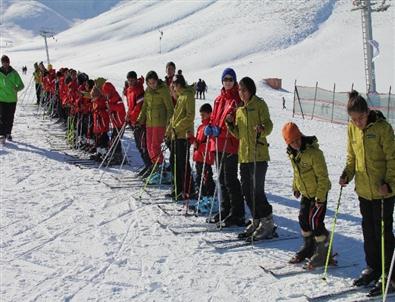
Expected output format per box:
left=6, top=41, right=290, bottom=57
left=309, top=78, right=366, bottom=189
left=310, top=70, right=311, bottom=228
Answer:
left=5, top=53, right=393, bottom=297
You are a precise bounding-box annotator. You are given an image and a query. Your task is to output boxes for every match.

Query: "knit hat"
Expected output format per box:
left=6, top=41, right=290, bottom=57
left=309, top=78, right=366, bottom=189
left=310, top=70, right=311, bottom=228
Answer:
left=221, top=68, right=236, bottom=83
left=282, top=122, right=302, bottom=144
left=1, top=55, right=10, bottom=63
left=127, top=71, right=137, bottom=79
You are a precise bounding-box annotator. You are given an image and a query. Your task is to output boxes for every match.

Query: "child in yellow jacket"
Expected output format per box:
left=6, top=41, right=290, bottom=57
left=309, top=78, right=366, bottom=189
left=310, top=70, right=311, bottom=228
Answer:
left=282, top=122, right=332, bottom=268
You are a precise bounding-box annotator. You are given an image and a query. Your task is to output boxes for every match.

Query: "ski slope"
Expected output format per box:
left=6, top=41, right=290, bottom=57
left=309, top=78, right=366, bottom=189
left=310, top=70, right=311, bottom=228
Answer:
left=1, top=0, right=395, bottom=301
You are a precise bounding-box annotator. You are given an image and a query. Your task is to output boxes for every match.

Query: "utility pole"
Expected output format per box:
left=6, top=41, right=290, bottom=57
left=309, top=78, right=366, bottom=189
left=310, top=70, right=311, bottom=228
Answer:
left=39, top=30, right=55, bottom=65
left=159, top=30, right=163, bottom=54
left=352, top=0, right=390, bottom=95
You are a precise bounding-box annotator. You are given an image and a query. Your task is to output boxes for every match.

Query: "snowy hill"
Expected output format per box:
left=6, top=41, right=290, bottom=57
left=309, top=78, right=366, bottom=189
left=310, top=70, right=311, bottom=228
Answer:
left=4, top=0, right=395, bottom=92
left=0, top=0, right=122, bottom=44
left=1, top=0, right=395, bottom=301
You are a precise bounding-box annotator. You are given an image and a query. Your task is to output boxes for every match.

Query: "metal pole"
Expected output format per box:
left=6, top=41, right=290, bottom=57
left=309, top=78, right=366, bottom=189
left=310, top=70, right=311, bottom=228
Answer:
left=331, top=83, right=336, bottom=123
left=295, top=85, right=305, bottom=119
left=362, top=0, right=377, bottom=94
left=44, top=35, right=50, bottom=65
left=292, top=80, right=297, bottom=118
left=387, top=86, right=391, bottom=120
left=311, top=81, right=318, bottom=119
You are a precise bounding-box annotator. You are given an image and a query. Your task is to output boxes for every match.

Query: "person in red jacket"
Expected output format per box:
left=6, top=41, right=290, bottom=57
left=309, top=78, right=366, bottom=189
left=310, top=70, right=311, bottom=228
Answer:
left=101, top=81, right=126, bottom=164
left=205, top=68, right=245, bottom=227
left=83, top=79, right=95, bottom=151
left=124, top=71, right=151, bottom=175
left=90, top=86, right=110, bottom=161
left=193, top=103, right=215, bottom=197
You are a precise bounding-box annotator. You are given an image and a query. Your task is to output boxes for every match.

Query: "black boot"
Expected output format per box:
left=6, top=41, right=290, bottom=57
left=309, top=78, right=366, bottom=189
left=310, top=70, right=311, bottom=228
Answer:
left=368, top=278, right=395, bottom=297
left=353, top=267, right=381, bottom=287
left=207, top=210, right=229, bottom=224
left=289, top=235, right=315, bottom=264
left=217, top=214, right=246, bottom=228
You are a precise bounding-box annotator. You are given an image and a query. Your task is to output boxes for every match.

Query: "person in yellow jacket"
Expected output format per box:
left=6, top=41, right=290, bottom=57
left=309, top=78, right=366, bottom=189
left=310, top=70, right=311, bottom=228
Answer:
left=282, top=122, right=332, bottom=268
left=137, top=71, right=174, bottom=175
left=33, top=62, right=42, bottom=104
left=226, top=77, right=275, bottom=241
left=165, top=74, right=195, bottom=200
left=339, top=90, right=395, bottom=296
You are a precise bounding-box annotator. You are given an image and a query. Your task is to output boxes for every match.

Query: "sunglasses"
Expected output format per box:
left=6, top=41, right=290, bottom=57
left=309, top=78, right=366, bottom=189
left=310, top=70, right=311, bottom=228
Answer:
left=223, top=77, right=234, bottom=82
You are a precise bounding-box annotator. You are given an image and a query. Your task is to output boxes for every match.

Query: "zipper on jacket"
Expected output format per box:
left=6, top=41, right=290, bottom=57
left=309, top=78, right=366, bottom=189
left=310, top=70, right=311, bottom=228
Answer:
left=362, top=129, right=373, bottom=199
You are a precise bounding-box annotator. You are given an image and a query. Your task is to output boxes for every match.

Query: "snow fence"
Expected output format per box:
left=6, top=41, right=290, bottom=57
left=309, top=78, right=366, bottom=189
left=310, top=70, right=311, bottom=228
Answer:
left=293, top=84, right=395, bottom=129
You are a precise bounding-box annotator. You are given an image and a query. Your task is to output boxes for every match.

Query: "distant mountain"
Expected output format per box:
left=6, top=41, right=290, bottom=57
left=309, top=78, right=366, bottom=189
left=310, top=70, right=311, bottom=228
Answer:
left=0, top=0, right=122, bottom=42
left=37, top=0, right=122, bottom=22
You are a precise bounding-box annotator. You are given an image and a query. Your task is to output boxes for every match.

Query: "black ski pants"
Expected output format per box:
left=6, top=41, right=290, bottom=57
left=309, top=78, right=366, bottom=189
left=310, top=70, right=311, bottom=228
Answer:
left=299, top=196, right=328, bottom=237
left=133, top=125, right=151, bottom=168
left=217, top=152, right=244, bottom=219
left=170, top=139, right=194, bottom=198
left=359, top=196, right=394, bottom=281
left=195, top=162, right=215, bottom=197
left=240, top=161, right=272, bottom=219
left=0, top=102, right=17, bottom=136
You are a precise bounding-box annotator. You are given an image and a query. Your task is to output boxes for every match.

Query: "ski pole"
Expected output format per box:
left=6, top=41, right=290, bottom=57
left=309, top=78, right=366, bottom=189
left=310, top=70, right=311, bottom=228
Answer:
left=172, top=128, right=178, bottom=202
left=250, top=129, right=259, bottom=246
left=322, top=186, right=343, bottom=281
left=384, top=250, right=395, bottom=302
left=207, top=133, right=229, bottom=224
left=183, top=138, right=193, bottom=215
left=98, top=122, right=126, bottom=172
left=138, top=143, right=168, bottom=199
left=195, top=135, right=210, bottom=216
left=381, top=197, right=386, bottom=297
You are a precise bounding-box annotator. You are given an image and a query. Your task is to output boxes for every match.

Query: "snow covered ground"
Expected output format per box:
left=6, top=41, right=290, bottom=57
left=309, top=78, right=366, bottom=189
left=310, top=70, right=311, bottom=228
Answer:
left=1, top=0, right=394, bottom=301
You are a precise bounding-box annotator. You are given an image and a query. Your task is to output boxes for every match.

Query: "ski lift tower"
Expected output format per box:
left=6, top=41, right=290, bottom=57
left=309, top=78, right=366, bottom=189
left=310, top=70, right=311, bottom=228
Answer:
left=159, top=30, right=163, bottom=54
left=352, top=0, right=390, bottom=95
left=39, top=30, right=56, bottom=65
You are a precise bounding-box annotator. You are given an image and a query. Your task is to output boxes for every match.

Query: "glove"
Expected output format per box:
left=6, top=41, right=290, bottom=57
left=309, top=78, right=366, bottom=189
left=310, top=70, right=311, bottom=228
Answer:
left=165, top=137, right=171, bottom=149
left=378, top=183, right=391, bottom=196
left=315, top=199, right=325, bottom=208
left=293, top=190, right=301, bottom=199
left=211, top=126, right=221, bottom=137
left=339, top=171, right=348, bottom=187
left=204, top=125, right=213, bottom=137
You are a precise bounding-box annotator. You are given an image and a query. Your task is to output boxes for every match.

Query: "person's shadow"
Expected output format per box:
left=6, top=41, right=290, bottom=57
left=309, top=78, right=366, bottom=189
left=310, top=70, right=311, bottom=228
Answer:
left=3, top=140, right=68, bottom=163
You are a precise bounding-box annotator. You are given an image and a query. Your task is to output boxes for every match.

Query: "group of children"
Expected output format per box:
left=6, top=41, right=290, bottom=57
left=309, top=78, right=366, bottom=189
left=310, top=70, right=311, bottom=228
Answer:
left=30, top=59, right=394, bottom=297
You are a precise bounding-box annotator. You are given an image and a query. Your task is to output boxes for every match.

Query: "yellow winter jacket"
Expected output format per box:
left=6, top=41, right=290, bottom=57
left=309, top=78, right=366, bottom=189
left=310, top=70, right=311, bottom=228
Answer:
left=226, top=95, right=272, bottom=163
left=138, top=80, right=174, bottom=128
left=287, top=136, right=331, bottom=202
left=342, top=110, right=395, bottom=200
left=167, top=85, right=195, bottom=140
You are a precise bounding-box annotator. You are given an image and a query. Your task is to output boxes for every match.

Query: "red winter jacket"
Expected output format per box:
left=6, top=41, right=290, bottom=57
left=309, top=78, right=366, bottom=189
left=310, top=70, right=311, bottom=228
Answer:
left=193, top=118, right=214, bottom=164
left=124, top=77, right=145, bottom=125
left=92, top=96, right=109, bottom=134
left=67, top=80, right=79, bottom=114
left=102, top=82, right=126, bottom=129
left=59, top=77, right=68, bottom=107
left=209, top=85, right=241, bottom=154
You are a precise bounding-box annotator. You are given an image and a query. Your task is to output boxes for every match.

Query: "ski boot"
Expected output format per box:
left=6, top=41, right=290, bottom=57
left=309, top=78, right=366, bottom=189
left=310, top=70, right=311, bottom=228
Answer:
left=238, top=219, right=259, bottom=239
left=217, top=214, right=246, bottom=228
left=368, top=278, right=395, bottom=297
left=289, top=232, right=314, bottom=264
left=0, top=135, right=5, bottom=145
left=206, top=210, right=229, bottom=224
left=353, top=267, right=381, bottom=287
left=304, top=235, right=335, bottom=270
left=246, top=214, right=277, bottom=242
